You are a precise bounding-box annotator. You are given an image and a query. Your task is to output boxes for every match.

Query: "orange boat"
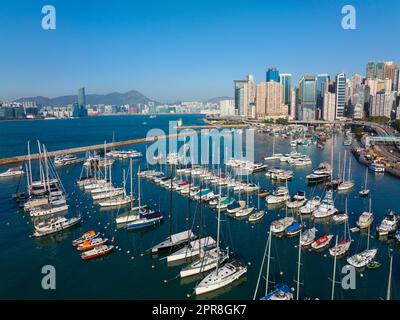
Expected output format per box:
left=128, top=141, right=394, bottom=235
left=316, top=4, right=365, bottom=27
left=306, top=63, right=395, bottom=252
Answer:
left=72, top=230, right=99, bottom=247
left=77, top=237, right=108, bottom=252
left=81, top=245, right=114, bottom=260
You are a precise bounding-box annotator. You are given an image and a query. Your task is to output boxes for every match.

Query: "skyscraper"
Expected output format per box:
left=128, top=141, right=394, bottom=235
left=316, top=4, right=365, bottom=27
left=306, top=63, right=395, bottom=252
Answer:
left=316, top=74, right=330, bottom=116
left=335, top=73, right=347, bottom=118
left=366, top=61, right=376, bottom=79
left=279, top=73, right=292, bottom=106
left=266, top=68, right=280, bottom=82
left=375, top=62, right=385, bottom=80
left=78, top=87, right=87, bottom=117
left=234, top=80, right=248, bottom=116
left=298, top=75, right=317, bottom=121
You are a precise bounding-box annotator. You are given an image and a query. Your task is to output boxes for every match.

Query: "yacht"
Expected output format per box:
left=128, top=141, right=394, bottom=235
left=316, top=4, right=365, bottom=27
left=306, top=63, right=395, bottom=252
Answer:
left=356, top=211, right=374, bottom=229
left=311, top=234, right=333, bottom=251
left=312, top=190, right=337, bottom=219
left=347, top=249, right=377, bottom=268
left=33, top=216, right=81, bottom=237
left=126, top=209, right=163, bottom=230
left=0, top=167, right=24, bottom=178
left=261, top=284, right=293, bottom=300
left=151, top=230, right=196, bottom=253
left=286, top=191, right=307, bottom=209
left=266, top=187, right=290, bottom=205
left=54, top=154, right=80, bottom=166
left=299, top=196, right=321, bottom=215
left=180, top=247, right=229, bottom=278
left=376, top=211, right=400, bottom=236
left=195, top=260, right=247, bottom=295
left=306, top=162, right=331, bottom=184
left=369, top=162, right=385, bottom=173
left=271, top=217, right=295, bottom=234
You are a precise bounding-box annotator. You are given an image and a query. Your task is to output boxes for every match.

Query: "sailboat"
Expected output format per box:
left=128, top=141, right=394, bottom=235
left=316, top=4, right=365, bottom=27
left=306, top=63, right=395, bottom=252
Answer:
left=126, top=166, right=163, bottom=230
left=151, top=166, right=196, bottom=253
left=329, top=202, right=351, bottom=257
left=347, top=223, right=377, bottom=268
left=180, top=174, right=229, bottom=278
left=195, top=170, right=247, bottom=296
left=248, top=184, right=265, bottom=223
left=98, top=168, right=133, bottom=207
left=312, top=189, right=337, bottom=219
left=235, top=174, right=254, bottom=218
left=337, top=151, right=354, bottom=192
left=359, top=167, right=370, bottom=197
left=257, top=226, right=293, bottom=300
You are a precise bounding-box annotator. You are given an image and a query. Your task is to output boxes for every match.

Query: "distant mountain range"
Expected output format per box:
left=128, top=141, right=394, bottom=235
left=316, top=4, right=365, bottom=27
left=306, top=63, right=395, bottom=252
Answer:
left=12, top=90, right=231, bottom=107
left=14, top=90, right=155, bottom=107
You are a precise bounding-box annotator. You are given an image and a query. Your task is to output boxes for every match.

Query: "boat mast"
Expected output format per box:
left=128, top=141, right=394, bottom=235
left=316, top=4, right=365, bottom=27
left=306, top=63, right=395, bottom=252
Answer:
left=265, top=225, right=272, bottom=296
left=37, top=141, right=44, bottom=186
left=296, top=230, right=301, bottom=300
left=104, top=141, right=107, bottom=182
left=123, top=169, right=126, bottom=199
left=364, top=167, right=368, bottom=190
left=216, top=167, right=222, bottom=275
left=27, top=141, right=33, bottom=186
left=138, top=165, right=141, bottom=208
left=342, top=150, right=347, bottom=182
left=331, top=235, right=338, bottom=300
left=130, top=158, right=133, bottom=209
left=169, top=164, right=174, bottom=240
left=386, top=251, right=393, bottom=300
left=43, top=145, right=50, bottom=192
left=348, top=157, right=352, bottom=181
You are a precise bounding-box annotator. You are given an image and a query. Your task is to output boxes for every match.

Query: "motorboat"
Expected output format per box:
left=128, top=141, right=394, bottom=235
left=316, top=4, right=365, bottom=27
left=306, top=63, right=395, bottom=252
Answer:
left=299, top=196, right=321, bottom=215
left=286, top=191, right=307, bottom=209
left=271, top=217, right=295, bottom=234
left=33, top=216, right=81, bottom=237
left=311, top=234, right=333, bottom=251
left=77, top=237, right=108, bottom=252
left=81, top=245, right=114, bottom=260
left=306, top=162, right=331, bottom=184
left=356, top=211, right=374, bottom=229
left=266, top=187, right=290, bottom=205
left=347, top=249, right=377, bottom=268
left=72, top=230, right=100, bottom=246
left=260, top=284, right=293, bottom=300
left=312, top=190, right=337, bottom=219
left=0, top=167, right=24, bottom=178
left=248, top=211, right=265, bottom=223
left=376, top=211, right=400, bottom=236
left=329, top=239, right=350, bottom=257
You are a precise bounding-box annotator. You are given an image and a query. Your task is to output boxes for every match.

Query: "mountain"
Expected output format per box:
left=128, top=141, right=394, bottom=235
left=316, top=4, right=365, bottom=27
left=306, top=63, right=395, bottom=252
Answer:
left=14, top=90, right=156, bottom=107
left=204, top=96, right=233, bottom=104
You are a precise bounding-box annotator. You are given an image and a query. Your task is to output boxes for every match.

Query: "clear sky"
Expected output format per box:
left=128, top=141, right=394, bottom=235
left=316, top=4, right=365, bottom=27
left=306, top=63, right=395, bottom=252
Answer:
left=1, top=0, right=399, bottom=102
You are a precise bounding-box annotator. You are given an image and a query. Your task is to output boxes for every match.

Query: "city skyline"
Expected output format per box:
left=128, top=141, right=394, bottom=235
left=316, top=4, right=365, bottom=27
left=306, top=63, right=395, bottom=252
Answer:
left=1, top=0, right=399, bottom=101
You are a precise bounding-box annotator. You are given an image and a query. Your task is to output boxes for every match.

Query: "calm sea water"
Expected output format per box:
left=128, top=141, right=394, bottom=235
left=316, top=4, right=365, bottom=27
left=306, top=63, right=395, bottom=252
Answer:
left=0, top=115, right=399, bottom=300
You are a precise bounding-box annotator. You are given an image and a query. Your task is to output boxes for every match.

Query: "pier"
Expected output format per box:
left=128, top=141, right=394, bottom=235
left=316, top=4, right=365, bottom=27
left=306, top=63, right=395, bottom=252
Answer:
left=0, top=132, right=196, bottom=167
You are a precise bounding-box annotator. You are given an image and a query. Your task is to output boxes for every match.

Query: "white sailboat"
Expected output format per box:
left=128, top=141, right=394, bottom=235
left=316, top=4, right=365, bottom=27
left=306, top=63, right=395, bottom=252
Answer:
left=347, top=224, right=377, bottom=268
left=264, top=136, right=283, bottom=161
left=337, top=151, right=354, bottom=192
left=359, top=167, right=370, bottom=197
left=195, top=171, right=247, bottom=296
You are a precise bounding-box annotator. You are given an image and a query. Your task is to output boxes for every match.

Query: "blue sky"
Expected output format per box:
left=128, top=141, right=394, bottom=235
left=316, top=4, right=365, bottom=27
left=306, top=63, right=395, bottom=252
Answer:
left=0, top=0, right=399, bottom=102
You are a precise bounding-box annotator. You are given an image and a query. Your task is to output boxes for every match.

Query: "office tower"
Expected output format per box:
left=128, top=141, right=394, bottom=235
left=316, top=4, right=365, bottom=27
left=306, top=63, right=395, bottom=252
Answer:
left=369, top=91, right=394, bottom=118
left=298, top=75, right=317, bottom=121
left=279, top=73, right=292, bottom=106
left=335, top=73, right=347, bottom=118
left=266, top=67, right=280, bottom=82
left=316, top=74, right=330, bottom=115
left=366, top=61, right=376, bottom=79
left=375, top=61, right=385, bottom=80
left=78, top=87, right=87, bottom=117
left=219, top=99, right=235, bottom=116
left=234, top=80, right=248, bottom=116
left=290, top=88, right=297, bottom=119
left=234, top=74, right=255, bottom=116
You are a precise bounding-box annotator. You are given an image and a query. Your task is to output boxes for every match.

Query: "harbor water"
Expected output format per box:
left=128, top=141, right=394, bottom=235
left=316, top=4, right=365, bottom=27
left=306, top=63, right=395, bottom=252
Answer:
left=0, top=114, right=399, bottom=300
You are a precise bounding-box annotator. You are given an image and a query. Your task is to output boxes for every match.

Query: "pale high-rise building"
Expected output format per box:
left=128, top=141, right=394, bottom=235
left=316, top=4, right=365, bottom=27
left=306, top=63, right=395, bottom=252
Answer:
left=290, top=88, right=297, bottom=119
left=323, top=91, right=336, bottom=122
left=369, top=91, right=394, bottom=118
left=219, top=99, right=235, bottom=116
left=367, top=79, right=378, bottom=96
